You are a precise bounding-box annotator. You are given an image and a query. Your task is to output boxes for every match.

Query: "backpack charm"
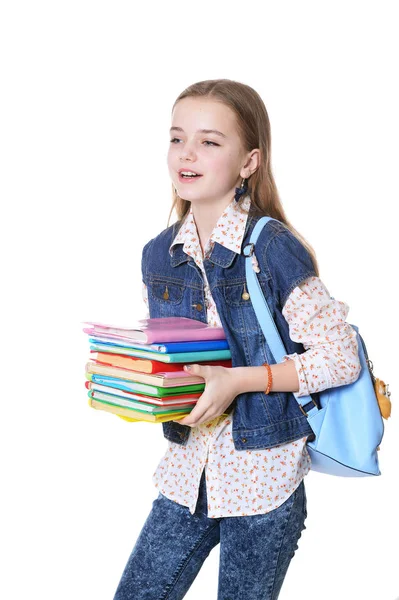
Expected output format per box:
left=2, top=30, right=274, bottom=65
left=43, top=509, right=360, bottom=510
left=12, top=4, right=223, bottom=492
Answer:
left=251, top=252, right=260, bottom=273
left=374, top=377, right=392, bottom=419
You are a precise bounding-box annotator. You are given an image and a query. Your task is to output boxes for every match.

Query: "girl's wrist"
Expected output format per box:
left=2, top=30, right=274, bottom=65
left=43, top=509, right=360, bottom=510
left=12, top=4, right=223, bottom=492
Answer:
left=230, top=360, right=299, bottom=396
left=230, top=366, right=269, bottom=395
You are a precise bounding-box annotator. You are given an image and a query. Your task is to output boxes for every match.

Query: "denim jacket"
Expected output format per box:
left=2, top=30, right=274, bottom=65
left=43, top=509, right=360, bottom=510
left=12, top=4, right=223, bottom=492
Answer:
left=141, top=213, right=320, bottom=451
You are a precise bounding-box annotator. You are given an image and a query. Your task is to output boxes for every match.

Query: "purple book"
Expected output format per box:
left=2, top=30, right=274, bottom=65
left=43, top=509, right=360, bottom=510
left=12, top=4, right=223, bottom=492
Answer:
left=83, top=317, right=226, bottom=344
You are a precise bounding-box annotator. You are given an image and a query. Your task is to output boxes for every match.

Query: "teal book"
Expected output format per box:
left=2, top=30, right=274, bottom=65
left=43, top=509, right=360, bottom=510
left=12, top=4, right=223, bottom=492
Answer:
left=89, top=342, right=231, bottom=363
left=87, top=373, right=205, bottom=397
left=88, top=390, right=194, bottom=414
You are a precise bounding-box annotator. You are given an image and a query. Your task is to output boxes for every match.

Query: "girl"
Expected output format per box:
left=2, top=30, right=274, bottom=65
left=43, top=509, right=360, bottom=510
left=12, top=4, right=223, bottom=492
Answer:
left=113, top=79, right=361, bottom=600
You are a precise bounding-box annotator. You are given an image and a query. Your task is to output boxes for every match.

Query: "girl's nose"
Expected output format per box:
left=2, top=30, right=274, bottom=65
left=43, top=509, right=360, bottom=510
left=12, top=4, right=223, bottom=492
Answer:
left=179, top=144, right=196, bottom=161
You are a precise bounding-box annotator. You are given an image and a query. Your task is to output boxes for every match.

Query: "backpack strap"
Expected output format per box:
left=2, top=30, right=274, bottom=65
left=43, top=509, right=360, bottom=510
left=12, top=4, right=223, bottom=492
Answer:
left=242, top=216, right=318, bottom=417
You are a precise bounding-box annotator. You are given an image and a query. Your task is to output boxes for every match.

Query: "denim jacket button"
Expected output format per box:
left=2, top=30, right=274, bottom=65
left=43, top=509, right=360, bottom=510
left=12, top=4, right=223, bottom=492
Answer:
left=195, top=303, right=203, bottom=311
left=242, top=437, right=247, bottom=443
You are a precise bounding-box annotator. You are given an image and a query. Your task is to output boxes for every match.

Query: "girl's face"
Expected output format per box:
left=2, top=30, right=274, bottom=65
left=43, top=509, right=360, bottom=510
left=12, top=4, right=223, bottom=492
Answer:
left=167, top=97, right=251, bottom=205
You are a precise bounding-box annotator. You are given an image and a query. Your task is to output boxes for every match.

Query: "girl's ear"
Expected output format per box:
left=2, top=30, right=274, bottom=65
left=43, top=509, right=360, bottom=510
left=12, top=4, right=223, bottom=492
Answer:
left=242, top=148, right=261, bottom=175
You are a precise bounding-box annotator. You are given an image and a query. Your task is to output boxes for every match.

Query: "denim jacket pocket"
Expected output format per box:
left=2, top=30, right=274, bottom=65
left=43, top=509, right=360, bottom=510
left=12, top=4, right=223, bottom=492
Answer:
left=146, top=279, right=186, bottom=318
left=222, top=281, right=262, bottom=334
left=147, top=279, right=185, bottom=305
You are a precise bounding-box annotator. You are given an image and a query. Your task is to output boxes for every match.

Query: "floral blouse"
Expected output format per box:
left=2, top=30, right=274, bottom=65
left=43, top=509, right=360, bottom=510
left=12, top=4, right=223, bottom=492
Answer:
left=141, top=195, right=361, bottom=518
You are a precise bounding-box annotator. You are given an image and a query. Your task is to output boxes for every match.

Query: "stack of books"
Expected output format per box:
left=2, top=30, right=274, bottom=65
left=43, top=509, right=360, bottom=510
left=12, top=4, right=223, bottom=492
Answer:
left=83, top=317, right=232, bottom=423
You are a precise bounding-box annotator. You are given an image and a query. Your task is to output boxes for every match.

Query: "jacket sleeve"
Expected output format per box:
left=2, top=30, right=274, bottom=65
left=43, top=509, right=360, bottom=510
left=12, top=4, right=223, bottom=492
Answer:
left=264, top=229, right=318, bottom=310
left=141, top=238, right=154, bottom=283
left=281, top=275, right=361, bottom=397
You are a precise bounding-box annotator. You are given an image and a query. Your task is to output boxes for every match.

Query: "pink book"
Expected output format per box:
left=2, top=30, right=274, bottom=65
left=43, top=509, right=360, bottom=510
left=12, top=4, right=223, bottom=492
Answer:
left=82, top=317, right=226, bottom=344
left=159, top=370, right=188, bottom=378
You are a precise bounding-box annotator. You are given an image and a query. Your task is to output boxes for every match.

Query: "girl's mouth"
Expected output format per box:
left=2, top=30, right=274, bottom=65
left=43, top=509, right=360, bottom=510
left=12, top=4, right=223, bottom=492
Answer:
left=178, top=172, right=203, bottom=183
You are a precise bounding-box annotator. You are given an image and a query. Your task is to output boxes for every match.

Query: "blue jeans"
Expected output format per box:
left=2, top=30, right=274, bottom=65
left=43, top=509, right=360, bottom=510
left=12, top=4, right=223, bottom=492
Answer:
left=113, top=470, right=308, bottom=600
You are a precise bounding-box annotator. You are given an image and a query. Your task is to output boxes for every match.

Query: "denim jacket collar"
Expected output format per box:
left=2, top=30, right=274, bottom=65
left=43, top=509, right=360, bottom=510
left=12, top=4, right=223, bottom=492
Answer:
left=170, top=215, right=255, bottom=269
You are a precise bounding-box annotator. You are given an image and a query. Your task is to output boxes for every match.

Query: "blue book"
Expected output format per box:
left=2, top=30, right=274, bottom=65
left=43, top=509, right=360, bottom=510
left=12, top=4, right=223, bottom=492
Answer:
left=88, top=336, right=229, bottom=353
left=150, top=339, right=229, bottom=352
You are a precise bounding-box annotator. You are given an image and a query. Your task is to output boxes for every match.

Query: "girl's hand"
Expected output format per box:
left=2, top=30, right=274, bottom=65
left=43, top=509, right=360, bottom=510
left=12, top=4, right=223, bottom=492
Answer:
left=173, top=364, right=240, bottom=427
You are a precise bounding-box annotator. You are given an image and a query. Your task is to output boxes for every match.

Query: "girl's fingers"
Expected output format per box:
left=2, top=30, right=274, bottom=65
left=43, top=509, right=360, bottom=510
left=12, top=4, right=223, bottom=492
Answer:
left=182, top=394, right=208, bottom=421
left=178, top=412, right=204, bottom=427
left=176, top=401, right=210, bottom=426
left=185, top=408, right=217, bottom=428
left=195, top=410, right=217, bottom=427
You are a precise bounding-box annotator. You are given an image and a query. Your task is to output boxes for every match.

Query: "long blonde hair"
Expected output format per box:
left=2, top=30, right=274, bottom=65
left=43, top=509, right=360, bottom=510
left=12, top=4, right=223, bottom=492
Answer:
left=166, top=78, right=319, bottom=276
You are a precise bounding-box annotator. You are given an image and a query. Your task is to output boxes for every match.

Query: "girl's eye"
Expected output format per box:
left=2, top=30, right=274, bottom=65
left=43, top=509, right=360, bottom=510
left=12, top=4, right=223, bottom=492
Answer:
left=169, top=138, right=219, bottom=147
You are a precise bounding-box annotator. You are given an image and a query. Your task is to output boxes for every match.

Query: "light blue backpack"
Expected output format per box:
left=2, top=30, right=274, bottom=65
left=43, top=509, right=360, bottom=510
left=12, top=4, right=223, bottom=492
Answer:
left=243, top=216, right=388, bottom=477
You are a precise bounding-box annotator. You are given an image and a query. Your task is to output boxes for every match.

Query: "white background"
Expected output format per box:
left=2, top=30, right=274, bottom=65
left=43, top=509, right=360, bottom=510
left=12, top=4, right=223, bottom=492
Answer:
left=1, top=1, right=398, bottom=599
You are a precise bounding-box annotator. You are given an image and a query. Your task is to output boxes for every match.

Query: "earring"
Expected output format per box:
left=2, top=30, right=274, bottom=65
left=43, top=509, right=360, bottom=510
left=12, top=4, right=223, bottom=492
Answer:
left=234, top=178, right=248, bottom=202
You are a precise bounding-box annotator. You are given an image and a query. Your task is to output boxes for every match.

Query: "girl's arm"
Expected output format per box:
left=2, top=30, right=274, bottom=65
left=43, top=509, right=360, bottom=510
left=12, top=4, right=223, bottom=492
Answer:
left=231, top=359, right=299, bottom=394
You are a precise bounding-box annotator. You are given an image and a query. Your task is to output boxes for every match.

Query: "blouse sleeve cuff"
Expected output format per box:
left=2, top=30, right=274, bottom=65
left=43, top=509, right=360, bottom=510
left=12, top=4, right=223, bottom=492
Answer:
left=281, top=353, right=312, bottom=398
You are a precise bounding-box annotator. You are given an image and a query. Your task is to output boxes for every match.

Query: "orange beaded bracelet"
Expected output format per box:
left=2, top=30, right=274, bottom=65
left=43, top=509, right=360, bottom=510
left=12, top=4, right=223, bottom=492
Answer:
left=262, top=363, right=273, bottom=394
